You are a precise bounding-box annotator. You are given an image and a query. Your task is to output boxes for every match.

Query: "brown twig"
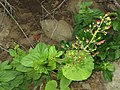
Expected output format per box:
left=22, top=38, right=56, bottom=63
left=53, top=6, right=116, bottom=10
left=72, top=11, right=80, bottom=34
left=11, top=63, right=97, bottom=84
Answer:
left=0, top=1, right=34, bottom=48
left=42, top=0, right=67, bottom=18
left=0, top=45, right=9, bottom=52
left=0, top=0, right=7, bottom=27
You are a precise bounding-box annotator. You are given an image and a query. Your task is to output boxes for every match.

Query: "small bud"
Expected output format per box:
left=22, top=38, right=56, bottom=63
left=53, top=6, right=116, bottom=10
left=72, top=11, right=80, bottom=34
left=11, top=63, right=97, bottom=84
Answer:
left=75, top=35, right=79, bottom=40
left=86, top=39, right=89, bottom=43
left=92, top=52, right=99, bottom=57
left=96, top=20, right=101, bottom=24
left=106, top=17, right=111, bottom=21
left=105, top=26, right=111, bottom=30
left=97, top=40, right=105, bottom=45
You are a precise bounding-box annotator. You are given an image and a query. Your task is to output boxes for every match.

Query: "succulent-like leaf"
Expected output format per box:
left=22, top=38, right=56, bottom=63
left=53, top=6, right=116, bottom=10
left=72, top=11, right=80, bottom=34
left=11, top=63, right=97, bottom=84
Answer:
left=62, top=50, right=94, bottom=81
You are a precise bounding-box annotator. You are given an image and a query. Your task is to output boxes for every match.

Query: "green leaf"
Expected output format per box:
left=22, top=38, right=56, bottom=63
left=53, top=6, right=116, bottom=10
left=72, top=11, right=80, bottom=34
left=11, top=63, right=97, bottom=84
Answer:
left=107, top=63, right=115, bottom=72
left=60, top=76, right=71, bottom=90
left=21, top=53, right=45, bottom=67
left=0, top=83, right=11, bottom=90
left=97, top=52, right=106, bottom=60
left=48, top=46, right=57, bottom=59
left=115, top=49, right=120, bottom=60
left=33, top=72, right=41, bottom=80
left=48, top=61, right=56, bottom=70
left=0, top=71, right=16, bottom=82
left=16, top=64, right=32, bottom=72
left=18, top=80, right=32, bottom=90
left=0, top=60, right=12, bottom=70
left=45, top=80, right=57, bottom=90
left=0, top=86, right=5, bottom=90
left=9, top=75, right=24, bottom=88
left=9, top=49, right=16, bottom=57
left=56, top=51, right=63, bottom=57
left=33, top=60, right=48, bottom=74
left=102, top=70, right=113, bottom=82
left=62, top=50, right=94, bottom=81
left=34, top=43, right=48, bottom=55
left=113, top=20, right=120, bottom=31
left=80, top=1, right=93, bottom=9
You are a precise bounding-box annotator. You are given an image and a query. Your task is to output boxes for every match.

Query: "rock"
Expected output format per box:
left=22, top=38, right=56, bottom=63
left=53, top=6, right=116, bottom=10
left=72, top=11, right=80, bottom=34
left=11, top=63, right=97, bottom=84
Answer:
left=19, top=36, right=34, bottom=46
left=40, top=19, right=73, bottom=42
left=82, top=83, right=91, bottom=90
left=67, top=0, right=82, bottom=13
left=0, top=29, right=9, bottom=41
left=0, top=8, right=12, bottom=42
left=105, top=62, right=120, bottom=90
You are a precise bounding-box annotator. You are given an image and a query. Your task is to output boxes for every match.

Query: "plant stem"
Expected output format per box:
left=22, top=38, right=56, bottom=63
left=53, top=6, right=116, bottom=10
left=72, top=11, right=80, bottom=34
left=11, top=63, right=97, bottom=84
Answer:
left=84, top=28, right=100, bottom=50
left=84, top=15, right=106, bottom=50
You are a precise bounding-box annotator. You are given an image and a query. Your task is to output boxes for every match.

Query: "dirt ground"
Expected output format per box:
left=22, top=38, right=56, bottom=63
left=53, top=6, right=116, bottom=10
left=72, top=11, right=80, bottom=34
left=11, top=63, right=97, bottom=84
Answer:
left=0, top=0, right=117, bottom=90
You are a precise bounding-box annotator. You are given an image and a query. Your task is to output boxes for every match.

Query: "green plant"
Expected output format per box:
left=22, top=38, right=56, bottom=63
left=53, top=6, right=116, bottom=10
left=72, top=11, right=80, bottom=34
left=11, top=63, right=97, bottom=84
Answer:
left=1, top=1, right=120, bottom=90
left=60, top=1, right=120, bottom=82
left=112, top=10, right=120, bottom=31
left=74, top=1, right=104, bottom=36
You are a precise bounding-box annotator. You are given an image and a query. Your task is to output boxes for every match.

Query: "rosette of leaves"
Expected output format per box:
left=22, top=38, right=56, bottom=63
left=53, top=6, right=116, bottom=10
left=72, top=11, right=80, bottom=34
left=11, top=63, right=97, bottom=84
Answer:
left=21, top=43, right=63, bottom=74
left=62, top=50, right=94, bottom=81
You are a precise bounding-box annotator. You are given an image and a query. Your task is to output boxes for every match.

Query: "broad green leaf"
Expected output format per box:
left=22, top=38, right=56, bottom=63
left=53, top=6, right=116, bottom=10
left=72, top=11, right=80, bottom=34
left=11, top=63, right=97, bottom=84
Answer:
left=57, top=70, right=63, bottom=80
left=102, top=70, right=113, bottom=82
left=115, top=49, right=120, bottom=60
left=0, top=71, right=16, bottom=82
left=34, top=43, right=48, bottom=55
left=107, top=63, right=115, bottom=72
left=9, top=49, right=16, bottom=57
left=0, top=60, right=12, bottom=70
left=33, top=60, right=48, bottom=74
left=9, top=75, right=24, bottom=88
left=0, top=82, right=11, bottom=90
left=0, top=86, right=5, bottom=90
left=45, top=80, right=57, bottom=90
left=21, top=53, right=46, bottom=67
left=33, top=72, right=41, bottom=80
left=18, top=80, right=32, bottom=90
left=113, top=20, right=120, bottom=31
left=16, top=64, right=32, bottom=72
left=97, top=52, right=106, bottom=60
left=60, top=76, right=71, bottom=90
left=62, top=50, right=94, bottom=81
left=65, top=87, right=70, bottom=90
left=48, top=46, right=57, bottom=59
left=48, top=61, right=56, bottom=70
left=56, top=51, right=63, bottom=57
left=30, top=42, right=49, bottom=59
left=80, top=1, right=93, bottom=9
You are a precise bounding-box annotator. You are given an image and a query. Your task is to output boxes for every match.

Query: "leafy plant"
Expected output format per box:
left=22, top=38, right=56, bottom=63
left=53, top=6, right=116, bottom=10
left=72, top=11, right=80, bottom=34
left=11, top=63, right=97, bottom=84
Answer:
left=60, top=1, right=120, bottom=82
left=112, top=10, right=120, bottom=31
left=1, top=1, right=120, bottom=90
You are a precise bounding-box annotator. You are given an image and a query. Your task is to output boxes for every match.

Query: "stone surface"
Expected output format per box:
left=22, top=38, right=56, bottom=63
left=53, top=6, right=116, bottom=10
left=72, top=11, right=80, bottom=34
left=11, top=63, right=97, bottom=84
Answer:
left=0, top=8, right=12, bottom=42
left=40, top=19, right=73, bottom=41
left=105, top=61, right=120, bottom=90
left=82, top=83, right=91, bottom=90
left=67, top=0, right=82, bottom=13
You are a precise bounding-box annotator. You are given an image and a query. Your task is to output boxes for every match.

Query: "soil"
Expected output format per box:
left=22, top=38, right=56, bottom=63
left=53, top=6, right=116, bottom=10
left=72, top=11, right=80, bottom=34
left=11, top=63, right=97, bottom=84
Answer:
left=0, top=0, right=118, bottom=90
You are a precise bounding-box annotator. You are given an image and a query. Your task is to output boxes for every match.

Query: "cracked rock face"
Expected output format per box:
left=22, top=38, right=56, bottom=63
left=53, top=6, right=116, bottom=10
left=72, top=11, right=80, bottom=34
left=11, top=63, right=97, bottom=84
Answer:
left=40, top=19, right=73, bottom=42
left=0, top=8, right=12, bottom=43
left=105, top=62, right=120, bottom=90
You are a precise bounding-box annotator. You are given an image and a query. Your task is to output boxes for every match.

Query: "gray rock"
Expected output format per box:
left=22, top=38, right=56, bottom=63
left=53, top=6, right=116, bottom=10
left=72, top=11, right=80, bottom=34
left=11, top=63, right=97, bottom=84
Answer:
left=0, top=8, right=12, bottom=42
left=67, top=0, right=82, bottom=13
left=40, top=19, right=73, bottom=42
left=82, top=83, right=91, bottom=90
left=105, top=61, right=120, bottom=90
